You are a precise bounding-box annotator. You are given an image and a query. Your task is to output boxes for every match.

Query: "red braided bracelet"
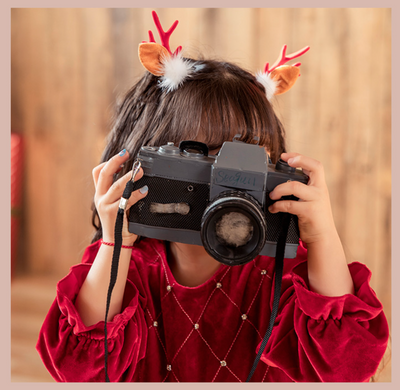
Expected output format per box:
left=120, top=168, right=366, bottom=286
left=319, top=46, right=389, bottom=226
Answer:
left=100, top=239, right=135, bottom=249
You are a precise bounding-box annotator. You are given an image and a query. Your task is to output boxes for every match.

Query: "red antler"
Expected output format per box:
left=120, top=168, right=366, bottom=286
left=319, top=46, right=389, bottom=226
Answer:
left=264, top=44, right=310, bottom=74
left=142, top=11, right=182, bottom=56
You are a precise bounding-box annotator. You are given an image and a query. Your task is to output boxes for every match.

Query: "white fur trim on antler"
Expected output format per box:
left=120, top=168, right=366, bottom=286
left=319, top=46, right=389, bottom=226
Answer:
left=158, top=52, right=194, bottom=92
left=255, top=71, right=278, bottom=101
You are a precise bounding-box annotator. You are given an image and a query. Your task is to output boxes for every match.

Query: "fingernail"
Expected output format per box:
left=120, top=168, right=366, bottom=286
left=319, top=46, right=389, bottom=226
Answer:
left=269, top=191, right=275, bottom=199
left=288, top=157, right=298, bottom=165
left=268, top=206, right=274, bottom=213
left=119, top=149, right=126, bottom=156
left=139, top=185, right=148, bottom=194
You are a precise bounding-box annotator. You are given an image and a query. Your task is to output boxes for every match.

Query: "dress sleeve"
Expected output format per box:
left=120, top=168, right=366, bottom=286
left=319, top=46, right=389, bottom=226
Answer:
left=260, top=260, right=389, bottom=382
left=36, top=244, right=148, bottom=382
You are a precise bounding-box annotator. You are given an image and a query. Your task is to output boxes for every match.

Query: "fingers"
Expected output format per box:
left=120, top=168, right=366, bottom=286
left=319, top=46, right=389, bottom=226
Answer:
left=93, top=149, right=131, bottom=196
left=269, top=152, right=328, bottom=217
left=269, top=180, right=315, bottom=202
left=92, top=162, right=107, bottom=186
left=93, top=161, right=124, bottom=185
left=280, top=152, right=325, bottom=185
left=111, top=184, right=149, bottom=211
left=101, top=167, right=145, bottom=205
left=268, top=199, right=304, bottom=215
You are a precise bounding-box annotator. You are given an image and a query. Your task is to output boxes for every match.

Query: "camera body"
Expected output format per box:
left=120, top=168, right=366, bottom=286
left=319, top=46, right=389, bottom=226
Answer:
left=128, top=139, right=308, bottom=265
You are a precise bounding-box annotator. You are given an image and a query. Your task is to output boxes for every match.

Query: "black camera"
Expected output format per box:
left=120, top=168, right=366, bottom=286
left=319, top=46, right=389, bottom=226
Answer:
left=128, top=138, right=308, bottom=266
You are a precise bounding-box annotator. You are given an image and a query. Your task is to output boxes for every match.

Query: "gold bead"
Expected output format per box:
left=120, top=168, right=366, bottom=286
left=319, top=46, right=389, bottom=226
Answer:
left=194, top=323, right=199, bottom=329
left=220, top=360, right=227, bottom=367
left=261, top=270, right=267, bottom=275
left=216, top=282, right=222, bottom=288
left=153, top=321, right=158, bottom=327
left=167, top=365, right=172, bottom=371
left=241, top=314, right=247, bottom=320
left=166, top=285, right=172, bottom=292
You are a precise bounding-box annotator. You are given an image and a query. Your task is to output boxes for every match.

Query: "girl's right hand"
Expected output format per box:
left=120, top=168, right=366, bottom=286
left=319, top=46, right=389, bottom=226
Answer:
left=92, top=149, right=148, bottom=246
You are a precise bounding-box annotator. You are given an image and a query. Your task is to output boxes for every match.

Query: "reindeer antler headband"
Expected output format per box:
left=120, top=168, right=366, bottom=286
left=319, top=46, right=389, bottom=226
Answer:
left=138, top=11, right=200, bottom=92
left=138, top=11, right=310, bottom=99
left=256, top=44, right=310, bottom=100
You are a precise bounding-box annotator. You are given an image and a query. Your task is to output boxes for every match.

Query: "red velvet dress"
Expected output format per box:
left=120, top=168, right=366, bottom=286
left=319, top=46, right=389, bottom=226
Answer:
left=36, top=238, right=389, bottom=382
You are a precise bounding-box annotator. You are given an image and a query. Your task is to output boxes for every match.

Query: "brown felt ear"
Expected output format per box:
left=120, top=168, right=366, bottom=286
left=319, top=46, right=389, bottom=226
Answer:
left=138, top=42, right=171, bottom=76
left=270, top=65, right=301, bottom=95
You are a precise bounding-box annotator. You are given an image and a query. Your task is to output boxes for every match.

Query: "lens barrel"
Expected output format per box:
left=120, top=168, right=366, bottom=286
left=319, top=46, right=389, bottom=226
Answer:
left=200, top=191, right=267, bottom=266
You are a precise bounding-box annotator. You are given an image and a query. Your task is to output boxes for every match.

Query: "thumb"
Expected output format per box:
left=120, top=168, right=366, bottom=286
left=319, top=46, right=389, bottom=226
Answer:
left=126, top=184, right=149, bottom=211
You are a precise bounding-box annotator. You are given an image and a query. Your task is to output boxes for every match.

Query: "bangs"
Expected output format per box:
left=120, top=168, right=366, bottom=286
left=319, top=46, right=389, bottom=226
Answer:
left=195, top=77, right=274, bottom=151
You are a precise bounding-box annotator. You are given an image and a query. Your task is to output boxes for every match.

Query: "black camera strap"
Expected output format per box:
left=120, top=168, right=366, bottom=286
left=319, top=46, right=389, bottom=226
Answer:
left=245, top=212, right=292, bottom=382
left=104, top=161, right=141, bottom=382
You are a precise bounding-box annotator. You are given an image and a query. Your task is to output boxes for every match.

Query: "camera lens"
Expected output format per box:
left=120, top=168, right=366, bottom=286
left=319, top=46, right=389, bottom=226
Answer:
left=200, top=191, right=267, bottom=266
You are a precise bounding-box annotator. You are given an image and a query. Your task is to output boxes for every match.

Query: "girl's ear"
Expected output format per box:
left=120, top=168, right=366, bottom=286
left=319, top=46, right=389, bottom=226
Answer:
left=138, top=43, right=170, bottom=76
left=270, top=65, right=301, bottom=95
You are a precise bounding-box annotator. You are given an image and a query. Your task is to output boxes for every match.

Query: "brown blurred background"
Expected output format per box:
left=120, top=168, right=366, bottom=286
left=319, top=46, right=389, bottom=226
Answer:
left=11, top=8, right=391, bottom=382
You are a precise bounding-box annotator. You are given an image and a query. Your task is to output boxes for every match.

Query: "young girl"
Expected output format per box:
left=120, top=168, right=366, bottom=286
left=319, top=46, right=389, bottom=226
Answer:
left=36, top=11, right=389, bottom=382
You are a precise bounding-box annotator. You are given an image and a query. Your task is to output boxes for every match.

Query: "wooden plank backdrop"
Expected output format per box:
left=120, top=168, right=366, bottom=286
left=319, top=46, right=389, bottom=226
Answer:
left=11, top=7, right=391, bottom=380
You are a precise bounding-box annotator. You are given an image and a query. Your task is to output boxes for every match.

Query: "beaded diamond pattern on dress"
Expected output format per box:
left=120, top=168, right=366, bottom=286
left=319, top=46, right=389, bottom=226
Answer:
left=143, top=242, right=273, bottom=382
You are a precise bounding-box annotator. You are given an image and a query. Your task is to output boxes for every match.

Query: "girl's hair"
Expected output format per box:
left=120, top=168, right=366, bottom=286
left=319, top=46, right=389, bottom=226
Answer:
left=91, top=58, right=287, bottom=243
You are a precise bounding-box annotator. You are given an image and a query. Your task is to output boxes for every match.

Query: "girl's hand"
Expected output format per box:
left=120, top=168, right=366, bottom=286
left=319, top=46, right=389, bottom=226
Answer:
left=268, top=152, right=337, bottom=245
left=92, top=149, right=148, bottom=246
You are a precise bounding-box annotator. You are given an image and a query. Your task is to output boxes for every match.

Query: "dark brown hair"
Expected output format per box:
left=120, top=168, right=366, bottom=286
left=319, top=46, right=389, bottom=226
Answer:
left=91, top=59, right=287, bottom=242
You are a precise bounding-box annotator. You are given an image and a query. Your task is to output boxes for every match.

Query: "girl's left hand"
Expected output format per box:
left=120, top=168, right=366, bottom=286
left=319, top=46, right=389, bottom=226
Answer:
left=268, top=152, right=337, bottom=245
